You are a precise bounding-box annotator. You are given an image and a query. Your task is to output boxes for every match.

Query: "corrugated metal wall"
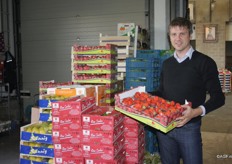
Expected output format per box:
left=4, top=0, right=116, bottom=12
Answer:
left=20, top=0, right=146, bottom=106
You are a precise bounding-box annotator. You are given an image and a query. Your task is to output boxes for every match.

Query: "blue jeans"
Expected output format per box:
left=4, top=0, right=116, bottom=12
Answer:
left=156, top=120, right=202, bottom=164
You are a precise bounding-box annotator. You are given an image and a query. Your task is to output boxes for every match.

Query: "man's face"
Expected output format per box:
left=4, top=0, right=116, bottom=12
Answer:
left=169, top=26, right=191, bottom=54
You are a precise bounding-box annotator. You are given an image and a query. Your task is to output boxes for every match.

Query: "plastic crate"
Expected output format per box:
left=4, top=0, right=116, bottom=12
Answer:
left=136, top=49, right=173, bottom=66
left=136, top=50, right=161, bottom=58
left=144, top=126, right=159, bottom=154
left=126, top=68, right=160, bottom=78
left=125, top=77, right=159, bottom=92
left=126, top=58, right=160, bottom=68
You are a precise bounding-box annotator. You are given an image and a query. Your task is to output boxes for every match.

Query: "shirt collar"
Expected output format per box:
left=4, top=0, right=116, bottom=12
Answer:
left=174, top=46, right=195, bottom=63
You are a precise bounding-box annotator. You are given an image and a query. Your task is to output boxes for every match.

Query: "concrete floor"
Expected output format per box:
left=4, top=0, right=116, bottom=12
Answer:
left=0, top=93, right=232, bottom=164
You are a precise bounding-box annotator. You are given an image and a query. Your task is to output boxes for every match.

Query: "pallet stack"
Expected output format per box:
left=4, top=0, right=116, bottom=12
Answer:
left=82, top=106, right=126, bottom=163
left=218, top=68, right=231, bottom=93
left=71, top=44, right=121, bottom=106
left=124, top=116, right=145, bottom=163
left=99, top=33, right=135, bottom=80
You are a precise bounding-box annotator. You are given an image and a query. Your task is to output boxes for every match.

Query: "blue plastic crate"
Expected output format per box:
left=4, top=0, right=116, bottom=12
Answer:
left=144, top=126, right=159, bottom=154
left=126, top=58, right=160, bottom=68
left=126, top=68, right=160, bottom=78
left=125, top=77, right=159, bottom=92
left=136, top=50, right=161, bottom=58
left=136, top=49, right=173, bottom=66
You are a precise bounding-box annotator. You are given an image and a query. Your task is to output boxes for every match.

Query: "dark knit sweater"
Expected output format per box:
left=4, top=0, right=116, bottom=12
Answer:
left=155, top=50, right=225, bottom=118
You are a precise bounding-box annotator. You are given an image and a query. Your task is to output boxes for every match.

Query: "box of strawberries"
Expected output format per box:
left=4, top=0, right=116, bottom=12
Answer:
left=115, top=86, right=186, bottom=133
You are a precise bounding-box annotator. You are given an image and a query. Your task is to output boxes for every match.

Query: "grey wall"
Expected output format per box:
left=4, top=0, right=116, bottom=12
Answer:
left=20, top=0, right=146, bottom=107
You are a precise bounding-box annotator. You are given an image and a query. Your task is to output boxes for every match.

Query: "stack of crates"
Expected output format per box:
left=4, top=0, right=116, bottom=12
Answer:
left=125, top=57, right=160, bottom=92
left=218, top=68, right=231, bottom=93
left=125, top=49, right=173, bottom=92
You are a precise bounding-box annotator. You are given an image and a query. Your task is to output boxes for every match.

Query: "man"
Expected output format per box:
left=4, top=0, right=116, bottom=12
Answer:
left=154, top=17, right=225, bottom=164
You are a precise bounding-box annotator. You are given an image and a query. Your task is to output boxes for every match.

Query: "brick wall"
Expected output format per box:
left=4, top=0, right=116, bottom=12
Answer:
left=194, top=0, right=229, bottom=69
left=196, top=23, right=225, bottom=69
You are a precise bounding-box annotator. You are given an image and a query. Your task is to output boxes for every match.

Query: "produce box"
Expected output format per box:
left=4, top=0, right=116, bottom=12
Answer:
left=46, top=85, right=95, bottom=98
left=72, top=44, right=117, bottom=55
left=72, top=73, right=117, bottom=84
left=124, top=116, right=141, bottom=125
left=21, top=123, right=53, bottom=144
left=52, top=106, right=95, bottom=131
left=125, top=131, right=145, bottom=150
left=55, top=157, right=84, bottom=164
left=82, top=139, right=124, bottom=160
left=82, top=106, right=124, bottom=131
left=52, top=130, right=82, bottom=144
left=115, top=87, right=185, bottom=133
left=82, top=122, right=124, bottom=145
left=51, top=96, right=96, bottom=116
left=85, top=149, right=126, bottom=164
left=124, top=123, right=144, bottom=138
left=39, top=80, right=73, bottom=98
left=20, top=157, right=53, bottom=164
left=54, top=143, right=82, bottom=158
left=72, top=54, right=116, bottom=63
left=125, top=143, right=145, bottom=163
left=20, top=145, right=54, bottom=158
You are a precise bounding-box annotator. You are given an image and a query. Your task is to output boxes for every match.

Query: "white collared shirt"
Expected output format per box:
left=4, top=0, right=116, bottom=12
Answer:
left=174, top=46, right=194, bottom=63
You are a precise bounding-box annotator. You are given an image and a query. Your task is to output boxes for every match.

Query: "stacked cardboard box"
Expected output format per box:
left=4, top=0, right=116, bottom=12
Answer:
left=218, top=68, right=231, bottom=93
left=71, top=44, right=121, bottom=106
left=124, top=116, right=145, bottom=164
left=52, top=96, right=96, bottom=164
left=82, top=106, right=126, bottom=163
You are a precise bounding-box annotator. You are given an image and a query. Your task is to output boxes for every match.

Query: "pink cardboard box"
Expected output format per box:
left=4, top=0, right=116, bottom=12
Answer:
left=55, top=157, right=84, bottom=164
left=54, top=143, right=82, bottom=158
left=52, top=129, right=82, bottom=144
left=82, top=136, right=125, bottom=160
left=124, top=123, right=144, bottom=138
left=85, top=149, right=126, bottom=164
left=82, top=121, right=124, bottom=145
left=125, top=131, right=145, bottom=150
left=52, top=97, right=96, bottom=116
left=82, top=106, right=124, bottom=131
left=125, top=143, right=145, bottom=163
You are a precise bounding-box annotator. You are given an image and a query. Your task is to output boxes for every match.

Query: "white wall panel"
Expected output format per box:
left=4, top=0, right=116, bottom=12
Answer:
left=20, top=0, right=146, bottom=107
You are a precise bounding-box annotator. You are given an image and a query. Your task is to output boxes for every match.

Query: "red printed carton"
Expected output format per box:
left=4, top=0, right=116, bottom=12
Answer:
left=124, top=116, right=141, bottom=125
left=52, top=106, right=95, bottom=131
left=55, top=157, right=84, bottom=164
left=124, top=123, right=144, bottom=138
left=52, top=129, right=82, bottom=144
left=52, top=96, right=96, bottom=116
left=82, top=136, right=125, bottom=160
left=125, top=131, right=145, bottom=150
left=125, top=143, right=145, bottom=163
left=82, top=121, right=124, bottom=145
left=54, top=143, right=82, bottom=158
left=85, top=149, right=126, bottom=164
left=82, top=106, right=124, bottom=131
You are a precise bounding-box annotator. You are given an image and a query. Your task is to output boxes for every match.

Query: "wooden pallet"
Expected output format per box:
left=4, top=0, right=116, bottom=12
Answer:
left=99, top=33, right=131, bottom=46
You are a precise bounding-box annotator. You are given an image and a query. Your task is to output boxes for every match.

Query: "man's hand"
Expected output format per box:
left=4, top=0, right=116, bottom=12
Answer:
left=175, top=105, right=203, bottom=127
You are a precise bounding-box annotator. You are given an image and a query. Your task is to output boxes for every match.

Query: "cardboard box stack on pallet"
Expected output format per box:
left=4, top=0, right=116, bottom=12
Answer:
left=20, top=81, right=96, bottom=164
left=218, top=68, right=231, bottom=93
left=99, top=33, right=134, bottom=81
left=124, top=116, right=145, bottom=164
left=71, top=44, right=121, bottom=106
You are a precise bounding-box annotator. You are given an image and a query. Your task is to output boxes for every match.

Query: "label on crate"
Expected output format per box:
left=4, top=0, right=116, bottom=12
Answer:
left=21, top=131, right=53, bottom=144
left=20, top=145, right=54, bottom=157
